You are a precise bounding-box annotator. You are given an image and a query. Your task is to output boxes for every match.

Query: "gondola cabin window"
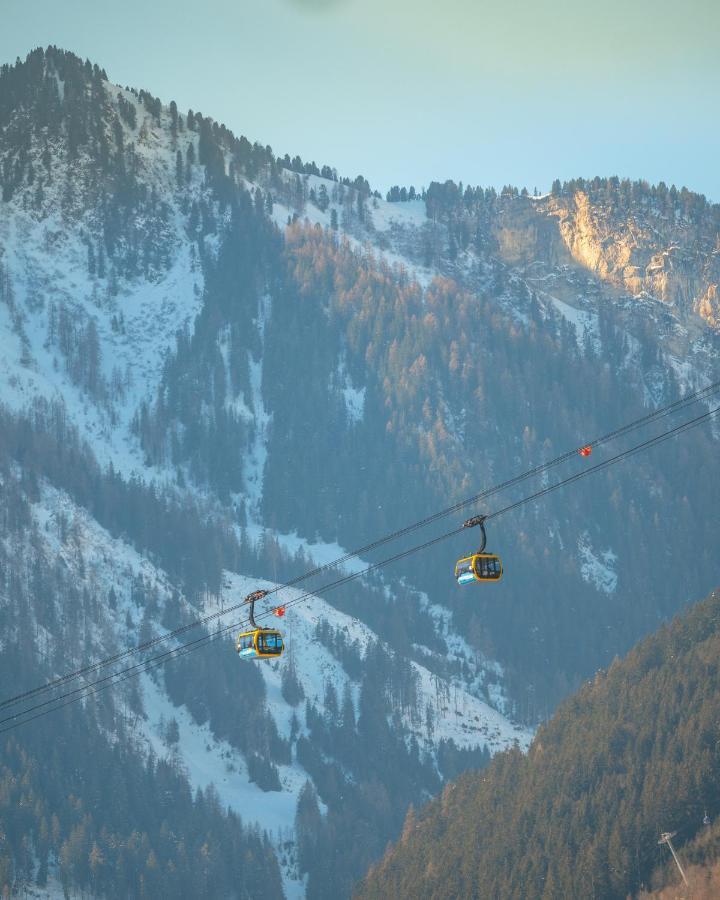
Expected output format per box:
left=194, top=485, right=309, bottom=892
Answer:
left=455, top=558, right=476, bottom=585
left=258, top=632, right=283, bottom=655
left=474, top=555, right=502, bottom=580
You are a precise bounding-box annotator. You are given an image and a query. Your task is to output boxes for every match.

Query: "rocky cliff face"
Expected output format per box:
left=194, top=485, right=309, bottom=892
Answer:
left=490, top=190, right=720, bottom=329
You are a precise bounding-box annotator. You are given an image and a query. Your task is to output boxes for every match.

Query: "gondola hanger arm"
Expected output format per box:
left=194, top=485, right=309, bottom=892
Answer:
left=462, top=514, right=487, bottom=529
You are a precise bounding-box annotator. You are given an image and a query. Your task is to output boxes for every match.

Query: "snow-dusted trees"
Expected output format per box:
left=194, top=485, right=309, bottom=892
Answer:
left=50, top=303, right=105, bottom=399
left=0, top=404, right=285, bottom=900
left=317, top=182, right=329, bottom=212
left=295, top=781, right=322, bottom=874
left=281, top=650, right=305, bottom=706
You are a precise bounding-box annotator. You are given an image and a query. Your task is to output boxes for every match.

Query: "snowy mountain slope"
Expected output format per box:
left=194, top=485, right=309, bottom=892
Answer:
left=265, top=171, right=437, bottom=292
left=0, top=60, right=438, bottom=549
left=0, top=127, right=521, bottom=746
left=324, top=178, right=720, bottom=405
left=8, top=473, right=527, bottom=897
left=140, top=572, right=529, bottom=895
left=267, top=171, right=720, bottom=446
left=219, top=571, right=529, bottom=754
left=0, top=86, right=208, bottom=476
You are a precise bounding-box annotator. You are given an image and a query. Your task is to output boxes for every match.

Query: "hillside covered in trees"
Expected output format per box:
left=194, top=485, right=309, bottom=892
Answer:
left=0, top=407, right=284, bottom=897
left=357, top=588, right=720, bottom=899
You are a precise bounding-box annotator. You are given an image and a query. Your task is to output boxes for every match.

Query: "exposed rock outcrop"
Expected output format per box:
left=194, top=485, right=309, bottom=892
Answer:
left=490, top=190, right=720, bottom=328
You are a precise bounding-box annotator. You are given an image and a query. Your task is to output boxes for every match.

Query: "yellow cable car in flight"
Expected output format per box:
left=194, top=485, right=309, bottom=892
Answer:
left=236, top=629, right=284, bottom=658
left=236, top=590, right=285, bottom=659
left=454, top=515, right=503, bottom=585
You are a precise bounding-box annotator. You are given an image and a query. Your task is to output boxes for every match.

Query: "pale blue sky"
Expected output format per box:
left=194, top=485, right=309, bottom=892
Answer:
left=2, top=0, right=719, bottom=198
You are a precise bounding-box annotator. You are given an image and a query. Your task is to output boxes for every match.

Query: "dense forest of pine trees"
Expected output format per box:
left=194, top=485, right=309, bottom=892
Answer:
left=357, top=588, right=720, bottom=899
left=0, top=399, right=491, bottom=897
left=0, top=408, right=288, bottom=898
left=0, top=718, right=283, bottom=898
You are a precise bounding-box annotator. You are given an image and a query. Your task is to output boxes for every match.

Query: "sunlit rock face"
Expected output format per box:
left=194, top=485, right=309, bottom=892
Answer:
left=698, top=283, right=720, bottom=328
left=490, top=190, right=720, bottom=330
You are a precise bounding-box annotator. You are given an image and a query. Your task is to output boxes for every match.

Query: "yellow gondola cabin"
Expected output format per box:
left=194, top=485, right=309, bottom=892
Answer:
left=236, top=628, right=284, bottom=659
left=454, top=553, right=503, bottom=584
left=455, top=515, right=503, bottom=584
left=236, top=589, right=285, bottom=659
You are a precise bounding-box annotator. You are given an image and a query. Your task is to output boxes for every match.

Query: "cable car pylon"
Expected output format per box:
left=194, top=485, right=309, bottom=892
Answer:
left=658, top=831, right=689, bottom=888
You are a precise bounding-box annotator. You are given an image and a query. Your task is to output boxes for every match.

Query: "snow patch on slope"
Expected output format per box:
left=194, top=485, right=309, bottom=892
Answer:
left=372, top=198, right=428, bottom=230
left=343, top=383, right=366, bottom=423
left=0, top=94, right=206, bottom=478
left=244, top=292, right=273, bottom=521
left=548, top=294, right=601, bottom=353
left=578, top=533, right=618, bottom=594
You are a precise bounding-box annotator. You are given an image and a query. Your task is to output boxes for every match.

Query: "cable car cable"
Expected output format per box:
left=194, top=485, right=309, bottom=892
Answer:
left=484, top=404, right=720, bottom=523
left=1, top=382, right=719, bottom=713
left=1, top=403, right=718, bottom=734
left=0, top=524, right=468, bottom=731
left=1, top=379, right=717, bottom=714
left=242, top=402, right=720, bottom=622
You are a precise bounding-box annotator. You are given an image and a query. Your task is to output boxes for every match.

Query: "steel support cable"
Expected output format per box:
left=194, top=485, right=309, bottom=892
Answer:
left=246, top=403, right=720, bottom=623
left=220, top=378, right=720, bottom=595
left=0, top=525, right=467, bottom=731
left=485, top=405, right=720, bottom=522
left=1, top=380, right=718, bottom=714
left=1, top=404, right=718, bottom=734
left=0, top=381, right=720, bottom=710
left=0, top=621, right=236, bottom=736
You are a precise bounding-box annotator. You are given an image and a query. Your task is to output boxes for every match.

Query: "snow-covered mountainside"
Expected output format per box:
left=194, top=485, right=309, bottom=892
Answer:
left=0, top=79, right=204, bottom=474
left=5, top=477, right=527, bottom=897
left=0, top=49, right=518, bottom=703
left=0, top=49, right=536, bottom=897
left=1, top=46, right=719, bottom=899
